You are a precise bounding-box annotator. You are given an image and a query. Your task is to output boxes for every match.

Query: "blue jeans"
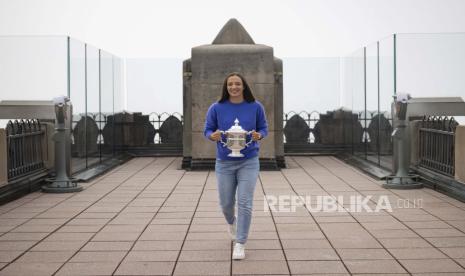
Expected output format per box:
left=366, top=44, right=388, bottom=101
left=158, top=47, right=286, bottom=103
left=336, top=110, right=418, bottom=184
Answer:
left=215, top=156, right=259, bottom=244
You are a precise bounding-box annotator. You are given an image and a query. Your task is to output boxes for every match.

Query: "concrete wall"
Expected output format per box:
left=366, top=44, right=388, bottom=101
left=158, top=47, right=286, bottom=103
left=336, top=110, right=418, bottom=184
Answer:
left=455, top=125, right=465, bottom=183
left=189, top=44, right=278, bottom=159
left=0, top=129, right=7, bottom=187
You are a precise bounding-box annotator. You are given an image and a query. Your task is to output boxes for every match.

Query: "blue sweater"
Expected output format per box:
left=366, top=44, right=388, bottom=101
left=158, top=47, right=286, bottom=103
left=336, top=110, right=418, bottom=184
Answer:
left=204, top=100, right=268, bottom=160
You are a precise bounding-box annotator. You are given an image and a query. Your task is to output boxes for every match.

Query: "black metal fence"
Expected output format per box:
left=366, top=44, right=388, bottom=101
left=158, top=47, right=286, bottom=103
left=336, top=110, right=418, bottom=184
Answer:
left=6, top=119, right=45, bottom=180
left=74, top=110, right=390, bottom=147
left=419, top=116, right=458, bottom=177
left=69, top=110, right=396, bottom=167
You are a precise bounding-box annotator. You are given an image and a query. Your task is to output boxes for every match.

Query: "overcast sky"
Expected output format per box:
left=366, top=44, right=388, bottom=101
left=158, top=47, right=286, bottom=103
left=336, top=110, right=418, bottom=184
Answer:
left=1, top=0, right=465, bottom=58
left=1, top=0, right=465, bottom=122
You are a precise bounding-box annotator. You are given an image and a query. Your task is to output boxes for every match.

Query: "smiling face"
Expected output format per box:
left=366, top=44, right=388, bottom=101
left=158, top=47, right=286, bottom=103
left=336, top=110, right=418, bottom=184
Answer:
left=226, top=75, right=244, bottom=100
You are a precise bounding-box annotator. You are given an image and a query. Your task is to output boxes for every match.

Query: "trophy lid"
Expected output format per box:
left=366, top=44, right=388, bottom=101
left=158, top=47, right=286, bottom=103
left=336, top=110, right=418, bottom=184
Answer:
left=226, top=118, right=247, bottom=134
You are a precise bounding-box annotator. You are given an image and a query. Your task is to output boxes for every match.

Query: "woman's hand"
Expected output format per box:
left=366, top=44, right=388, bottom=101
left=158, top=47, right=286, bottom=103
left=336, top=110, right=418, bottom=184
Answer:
left=209, top=130, right=222, bottom=142
left=251, top=131, right=262, bottom=141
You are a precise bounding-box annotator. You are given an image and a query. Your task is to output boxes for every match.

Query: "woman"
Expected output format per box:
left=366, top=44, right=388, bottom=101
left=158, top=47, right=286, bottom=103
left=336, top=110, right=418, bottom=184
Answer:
left=204, top=72, right=268, bottom=260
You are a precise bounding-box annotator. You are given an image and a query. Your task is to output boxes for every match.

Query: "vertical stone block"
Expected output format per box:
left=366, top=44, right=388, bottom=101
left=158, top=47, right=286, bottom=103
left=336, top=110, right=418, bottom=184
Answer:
left=0, top=129, right=7, bottom=186
left=183, top=18, right=285, bottom=169
left=455, top=125, right=465, bottom=182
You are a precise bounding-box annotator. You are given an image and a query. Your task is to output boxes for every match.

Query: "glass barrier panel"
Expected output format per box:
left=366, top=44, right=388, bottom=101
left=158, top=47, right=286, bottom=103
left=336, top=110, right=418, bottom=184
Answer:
left=366, top=42, right=379, bottom=165
left=349, top=48, right=366, bottom=159
left=397, top=33, right=465, bottom=125
left=69, top=38, right=86, bottom=173
left=85, top=45, right=100, bottom=167
left=0, top=36, right=67, bottom=101
left=113, top=57, right=124, bottom=114
left=379, top=35, right=395, bottom=169
left=100, top=51, right=114, bottom=158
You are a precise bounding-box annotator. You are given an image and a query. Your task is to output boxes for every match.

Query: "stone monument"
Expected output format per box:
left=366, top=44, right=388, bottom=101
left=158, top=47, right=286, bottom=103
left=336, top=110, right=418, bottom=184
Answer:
left=182, top=18, right=285, bottom=170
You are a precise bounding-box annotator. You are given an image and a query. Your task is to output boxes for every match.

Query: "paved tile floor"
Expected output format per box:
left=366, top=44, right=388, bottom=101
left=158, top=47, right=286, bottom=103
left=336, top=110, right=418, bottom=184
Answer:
left=0, top=156, right=465, bottom=275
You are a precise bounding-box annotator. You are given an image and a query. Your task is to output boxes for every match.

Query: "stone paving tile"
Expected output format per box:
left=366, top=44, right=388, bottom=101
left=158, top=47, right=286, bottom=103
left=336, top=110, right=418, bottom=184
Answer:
left=134, top=240, right=184, bottom=251
left=281, top=239, right=332, bottom=249
left=0, top=241, right=33, bottom=251
left=399, top=258, right=465, bottom=273
left=182, top=240, right=231, bottom=250
left=427, top=236, right=465, bottom=247
left=438, top=247, right=465, bottom=258
left=288, top=260, right=348, bottom=274
left=404, top=220, right=452, bottom=229
left=81, top=241, right=133, bottom=251
left=388, top=248, right=449, bottom=259
left=285, top=248, right=340, bottom=260
left=0, top=232, right=49, bottom=241
left=328, top=236, right=383, bottom=248
left=278, top=230, right=325, bottom=240
left=314, top=215, right=357, bottom=223
left=30, top=240, right=87, bottom=251
left=178, top=250, right=231, bottom=261
left=368, top=228, right=420, bottom=239
left=141, top=231, right=187, bottom=240
left=16, top=251, right=75, bottom=263
left=415, top=227, right=465, bottom=237
left=92, top=231, right=141, bottom=242
left=378, top=238, right=432, bottom=248
left=0, top=251, right=24, bottom=262
left=57, top=225, right=103, bottom=233
left=243, top=239, right=282, bottom=250
left=411, top=274, right=465, bottom=276
left=115, top=261, right=175, bottom=275
left=10, top=224, right=59, bottom=233
left=56, top=262, right=120, bottom=276
left=240, top=250, right=285, bottom=261
left=45, top=232, right=94, bottom=241
left=100, top=224, right=146, bottom=233
left=0, top=262, right=63, bottom=276
left=232, top=260, right=289, bottom=275
left=69, top=251, right=127, bottom=263
left=336, top=248, right=393, bottom=260
left=174, top=261, right=230, bottom=275
left=150, top=218, right=191, bottom=225
left=2, top=157, right=465, bottom=275
left=76, top=212, right=117, bottom=219
left=248, top=231, right=279, bottom=240
left=344, top=259, right=407, bottom=274
left=125, top=250, right=179, bottom=262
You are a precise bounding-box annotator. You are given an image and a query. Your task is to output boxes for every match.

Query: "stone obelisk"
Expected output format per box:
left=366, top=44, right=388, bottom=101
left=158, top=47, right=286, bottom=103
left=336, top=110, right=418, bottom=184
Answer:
left=182, top=18, right=285, bottom=170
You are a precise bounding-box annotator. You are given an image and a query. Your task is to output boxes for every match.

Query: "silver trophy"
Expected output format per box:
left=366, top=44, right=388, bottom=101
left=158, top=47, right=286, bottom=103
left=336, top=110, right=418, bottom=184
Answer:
left=219, top=118, right=254, bottom=157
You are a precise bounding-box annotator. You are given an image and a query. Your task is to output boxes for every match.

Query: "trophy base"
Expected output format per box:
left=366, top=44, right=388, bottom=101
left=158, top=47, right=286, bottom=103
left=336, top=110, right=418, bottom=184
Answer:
left=228, top=153, right=244, bottom=158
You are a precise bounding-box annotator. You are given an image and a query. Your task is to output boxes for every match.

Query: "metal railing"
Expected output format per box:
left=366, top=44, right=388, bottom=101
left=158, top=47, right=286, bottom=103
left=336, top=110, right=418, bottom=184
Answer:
left=149, top=112, right=183, bottom=144
left=6, top=119, right=45, bottom=180
left=283, top=110, right=392, bottom=144
left=72, top=110, right=394, bottom=145
left=419, top=116, right=457, bottom=177
left=72, top=112, right=184, bottom=145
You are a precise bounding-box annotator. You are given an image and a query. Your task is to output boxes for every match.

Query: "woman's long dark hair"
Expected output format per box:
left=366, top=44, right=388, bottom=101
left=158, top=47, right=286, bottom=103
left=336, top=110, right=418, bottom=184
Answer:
left=218, top=72, right=256, bottom=103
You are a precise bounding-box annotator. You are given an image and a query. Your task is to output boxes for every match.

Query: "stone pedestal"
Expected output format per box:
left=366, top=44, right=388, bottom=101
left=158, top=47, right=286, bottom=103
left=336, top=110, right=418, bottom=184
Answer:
left=314, top=109, right=363, bottom=145
left=182, top=19, right=285, bottom=170
left=72, top=116, right=99, bottom=157
left=102, top=112, right=155, bottom=147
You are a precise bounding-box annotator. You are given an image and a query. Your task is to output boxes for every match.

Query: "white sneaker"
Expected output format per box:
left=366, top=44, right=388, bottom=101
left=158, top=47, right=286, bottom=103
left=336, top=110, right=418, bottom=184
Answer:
left=232, top=243, right=245, bottom=260
left=227, top=217, right=236, bottom=241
